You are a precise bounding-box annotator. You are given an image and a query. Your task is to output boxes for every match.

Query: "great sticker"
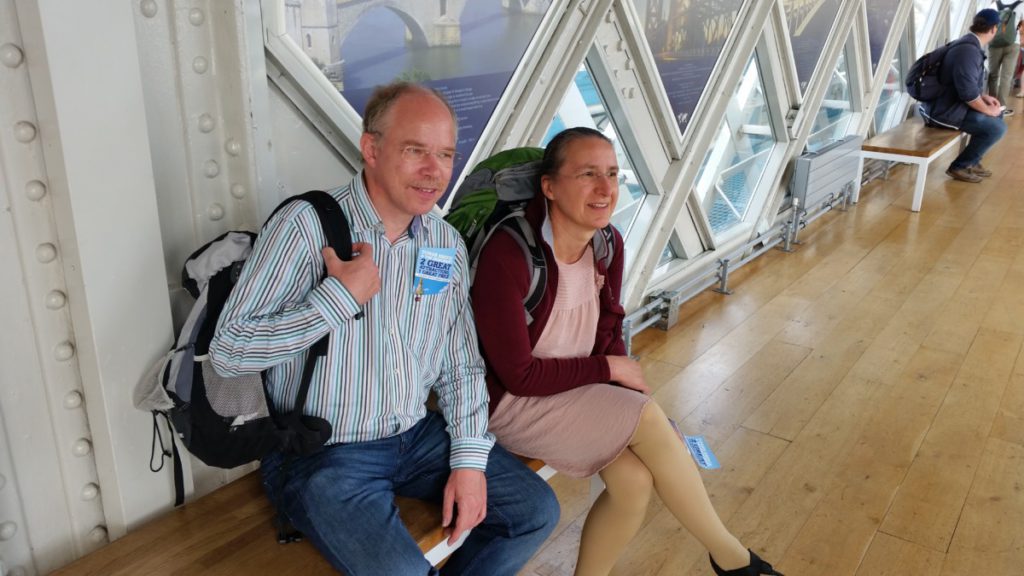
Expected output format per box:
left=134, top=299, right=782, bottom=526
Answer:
left=414, top=247, right=456, bottom=297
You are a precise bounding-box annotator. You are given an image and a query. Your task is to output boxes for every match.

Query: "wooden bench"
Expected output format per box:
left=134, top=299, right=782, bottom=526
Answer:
left=54, top=458, right=553, bottom=575
left=857, top=117, right=966, bottom=212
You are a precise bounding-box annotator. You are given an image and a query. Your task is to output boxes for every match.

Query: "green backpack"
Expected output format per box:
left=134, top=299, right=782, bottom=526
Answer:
left=445, top=147, right=615, bottom=324
left=991, top=3, right=1021, bottom=48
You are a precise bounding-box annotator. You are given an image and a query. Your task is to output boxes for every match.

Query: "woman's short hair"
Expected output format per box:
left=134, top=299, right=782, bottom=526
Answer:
left=540, top=127, right=612, bottom=177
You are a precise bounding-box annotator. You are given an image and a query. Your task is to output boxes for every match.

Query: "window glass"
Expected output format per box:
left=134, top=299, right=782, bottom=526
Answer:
left=874, top=45, right=905, bottom=132
left=694, top=55, right=776, bottom=237
left=544, top=67, right=647, bottom=240
left=865, top=0, right=901, bottom=71
left=636, top=0, right=745, bottom=135
left=283, top=0, right=553, bottom=202
left=913, top=0, right=935, bottom=54
left=783, top=0, right=844, bottom=92
left=950, top=0, right=969, bottom=36
left=659, top=242, right=677, bottom=267
left=806, top=47, right=854, bottom=152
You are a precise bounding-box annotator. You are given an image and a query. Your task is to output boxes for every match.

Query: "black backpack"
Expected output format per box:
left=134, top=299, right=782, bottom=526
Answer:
left=445, top=147, right=615, bottom=324
left=135, top=190, right=350, bottom=506
left=905, top=38, right=969, bottom=102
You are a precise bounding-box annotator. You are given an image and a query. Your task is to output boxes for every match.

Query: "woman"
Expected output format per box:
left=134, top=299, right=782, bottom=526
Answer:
left=471, top=127, right=782, bottom=576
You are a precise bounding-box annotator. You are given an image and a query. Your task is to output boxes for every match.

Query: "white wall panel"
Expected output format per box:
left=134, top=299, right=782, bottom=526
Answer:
left=14, top=0, right=176, bottom=541
left=268, top=81, right=353, bottom=197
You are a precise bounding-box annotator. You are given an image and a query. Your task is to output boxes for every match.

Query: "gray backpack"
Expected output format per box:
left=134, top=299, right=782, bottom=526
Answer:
left=134, top=191, right=348, bottom=506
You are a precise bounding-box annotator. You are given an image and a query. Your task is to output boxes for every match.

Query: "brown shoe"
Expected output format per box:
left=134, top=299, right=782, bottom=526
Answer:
left=969, top=164, right=993, bottom=178
left=946, top=167, right=983, bottom=183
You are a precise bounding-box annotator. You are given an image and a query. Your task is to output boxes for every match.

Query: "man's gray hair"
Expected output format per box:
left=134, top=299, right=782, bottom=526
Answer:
left=362, top=82, right=458, bottom=138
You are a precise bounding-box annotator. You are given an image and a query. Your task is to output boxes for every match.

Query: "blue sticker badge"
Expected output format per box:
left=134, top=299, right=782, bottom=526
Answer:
left=669, top=418, right=721, bottom=470
left=684, top=435, right=720, bottom=470
left=414, top=247, right=456, bottom=298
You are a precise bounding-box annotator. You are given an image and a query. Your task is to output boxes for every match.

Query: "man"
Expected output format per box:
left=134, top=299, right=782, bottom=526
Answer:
left=989, top=1, right=1024, bottom=113
left=209, top=83, right=558, bottom=575
left=920, top=9, right=1008, bottom=184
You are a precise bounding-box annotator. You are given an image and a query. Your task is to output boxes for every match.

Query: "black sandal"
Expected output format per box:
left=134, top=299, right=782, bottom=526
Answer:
left=709, top=549, right=783, bottom=576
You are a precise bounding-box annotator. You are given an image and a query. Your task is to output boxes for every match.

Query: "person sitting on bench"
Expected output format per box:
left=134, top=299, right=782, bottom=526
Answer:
left=471, top=127, right=782, bottom=576
left=919, top=8, right=1009, bottom=183
left=210, top=82, right=559, bottom=576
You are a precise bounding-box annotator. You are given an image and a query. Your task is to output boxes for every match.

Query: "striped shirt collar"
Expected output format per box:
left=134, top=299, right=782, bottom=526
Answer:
left=342, top=170, right=427, bottom=239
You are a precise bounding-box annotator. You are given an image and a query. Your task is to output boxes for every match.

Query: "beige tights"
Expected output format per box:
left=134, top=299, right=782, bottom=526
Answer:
left=574, top=401, right=749, bottom=576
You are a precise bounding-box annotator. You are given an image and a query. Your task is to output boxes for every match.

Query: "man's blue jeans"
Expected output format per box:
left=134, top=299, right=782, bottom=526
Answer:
left=951, top=110, right=1007, bottom=170
left=261, top=411, right=559, bottom=575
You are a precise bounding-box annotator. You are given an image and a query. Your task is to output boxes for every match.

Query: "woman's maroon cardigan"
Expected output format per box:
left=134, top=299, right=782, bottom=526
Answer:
left=470, top=195, right=627, bottom=415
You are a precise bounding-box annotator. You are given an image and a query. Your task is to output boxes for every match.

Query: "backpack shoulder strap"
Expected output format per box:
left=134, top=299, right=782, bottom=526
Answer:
left=274, top=190, right=352, bottom=260
left=497, top=215, right=547, bottom=325
left=592, top=225, right=616, bottom=271
left=264, top=190, right=353, bottom=426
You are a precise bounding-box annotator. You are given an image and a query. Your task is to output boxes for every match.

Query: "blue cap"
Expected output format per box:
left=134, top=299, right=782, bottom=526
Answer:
left=977, top=8, right=1001, bottom=27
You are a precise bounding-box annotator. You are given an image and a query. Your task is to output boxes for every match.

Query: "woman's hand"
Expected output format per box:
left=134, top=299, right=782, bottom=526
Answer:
left=607, top=355, right=650, bottom=394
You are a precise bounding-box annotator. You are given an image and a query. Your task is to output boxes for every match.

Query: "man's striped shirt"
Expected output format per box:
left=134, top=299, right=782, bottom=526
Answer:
left=209, top=173, right=493, bottom=470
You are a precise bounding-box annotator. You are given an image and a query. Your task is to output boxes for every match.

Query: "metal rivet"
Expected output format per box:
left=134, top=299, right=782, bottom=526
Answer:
left=55, top=341, right=75, bottom=361
left=14, top=121, right=36, bottom=143
left=203, top=160, right=220, bottom=178
left=198, top=114, right=215, bottom=133
left=0, top=521, right=17, bottom=541
left=64, top=390, right=83, bottom=409
left=192, top=56, right=208, bottom=74
left=36, top=243, right=57, bottom=263
left=140, top=0, right=158, bottom=18
left=46, top=290, right=67, bottom=309
left=72, top=438, right=92, bottom=457
left=189, top=8, right=205, bottom=25
left=81, top=483, right=100, bottom=501
left=25, top=180, right=46, bottom=201
left=208, top=203, right=225, bottom=221
left=224, top=138, right=241, bottom=156
left=88, top=526, right=108, bottom=543
left=1, top=43, right=24, bottom=68
left=230, top=183, right=247, bottom=199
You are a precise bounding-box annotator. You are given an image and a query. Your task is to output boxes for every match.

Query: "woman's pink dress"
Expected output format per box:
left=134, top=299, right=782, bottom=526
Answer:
left=487, top=247, right=650, bottom=477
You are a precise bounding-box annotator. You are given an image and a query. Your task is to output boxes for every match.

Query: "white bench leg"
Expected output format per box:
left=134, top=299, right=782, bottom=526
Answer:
left=911, top=160, right=928, bottom=212
left=852, top=153, right=865, bottom=204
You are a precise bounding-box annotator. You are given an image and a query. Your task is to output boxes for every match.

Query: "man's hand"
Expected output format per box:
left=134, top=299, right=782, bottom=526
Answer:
left=442, top=469, right=487, bottom=545
left=322, top=242, right=380, bottom=305
left=607, top=355, right=651, bottom=394
left=982, top=94, right=1001, bottom=107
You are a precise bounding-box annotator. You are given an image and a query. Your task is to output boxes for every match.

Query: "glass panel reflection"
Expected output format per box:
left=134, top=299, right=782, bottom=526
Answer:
left=874, top=46, right=905, bottom=132
left=806, top=48, right=854, bottom=152
left=913, top=0, right=933, bottom=54
left=950, top=0, right=968, bottom=36
left=283, top=0, right=552, bottom=203
left=544, top=67, right=648, bottom=239
left=694, top=55, right=775, bottom=236
left=784, top=0, right=843, bottom=92
left=864, top=0, right=901, bottom=71
left=636, top=0, right=745, bottom=134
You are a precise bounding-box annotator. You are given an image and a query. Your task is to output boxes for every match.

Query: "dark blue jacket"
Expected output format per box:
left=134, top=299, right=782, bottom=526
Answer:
left=919, top=34, right=986, bottom=129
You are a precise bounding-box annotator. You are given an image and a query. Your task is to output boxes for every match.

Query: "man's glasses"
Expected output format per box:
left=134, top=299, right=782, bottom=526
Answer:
left=370, top=131, right=460, bottom=166
left=398, top=145, right=461, bottom=166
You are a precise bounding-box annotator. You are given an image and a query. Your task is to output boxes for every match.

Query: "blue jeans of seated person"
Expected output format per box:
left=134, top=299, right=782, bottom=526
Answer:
left=950, top=109, right=1008, bottom=170
left=261, top=411, right=559, bottom=576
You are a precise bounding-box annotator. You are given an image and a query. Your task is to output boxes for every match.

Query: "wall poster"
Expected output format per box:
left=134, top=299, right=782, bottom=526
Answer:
left=285, top=0, right=553, bottom=202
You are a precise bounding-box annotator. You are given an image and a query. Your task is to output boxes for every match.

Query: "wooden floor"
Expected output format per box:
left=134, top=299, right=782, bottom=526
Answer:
left=522, top=114, right=1024, bottom=576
